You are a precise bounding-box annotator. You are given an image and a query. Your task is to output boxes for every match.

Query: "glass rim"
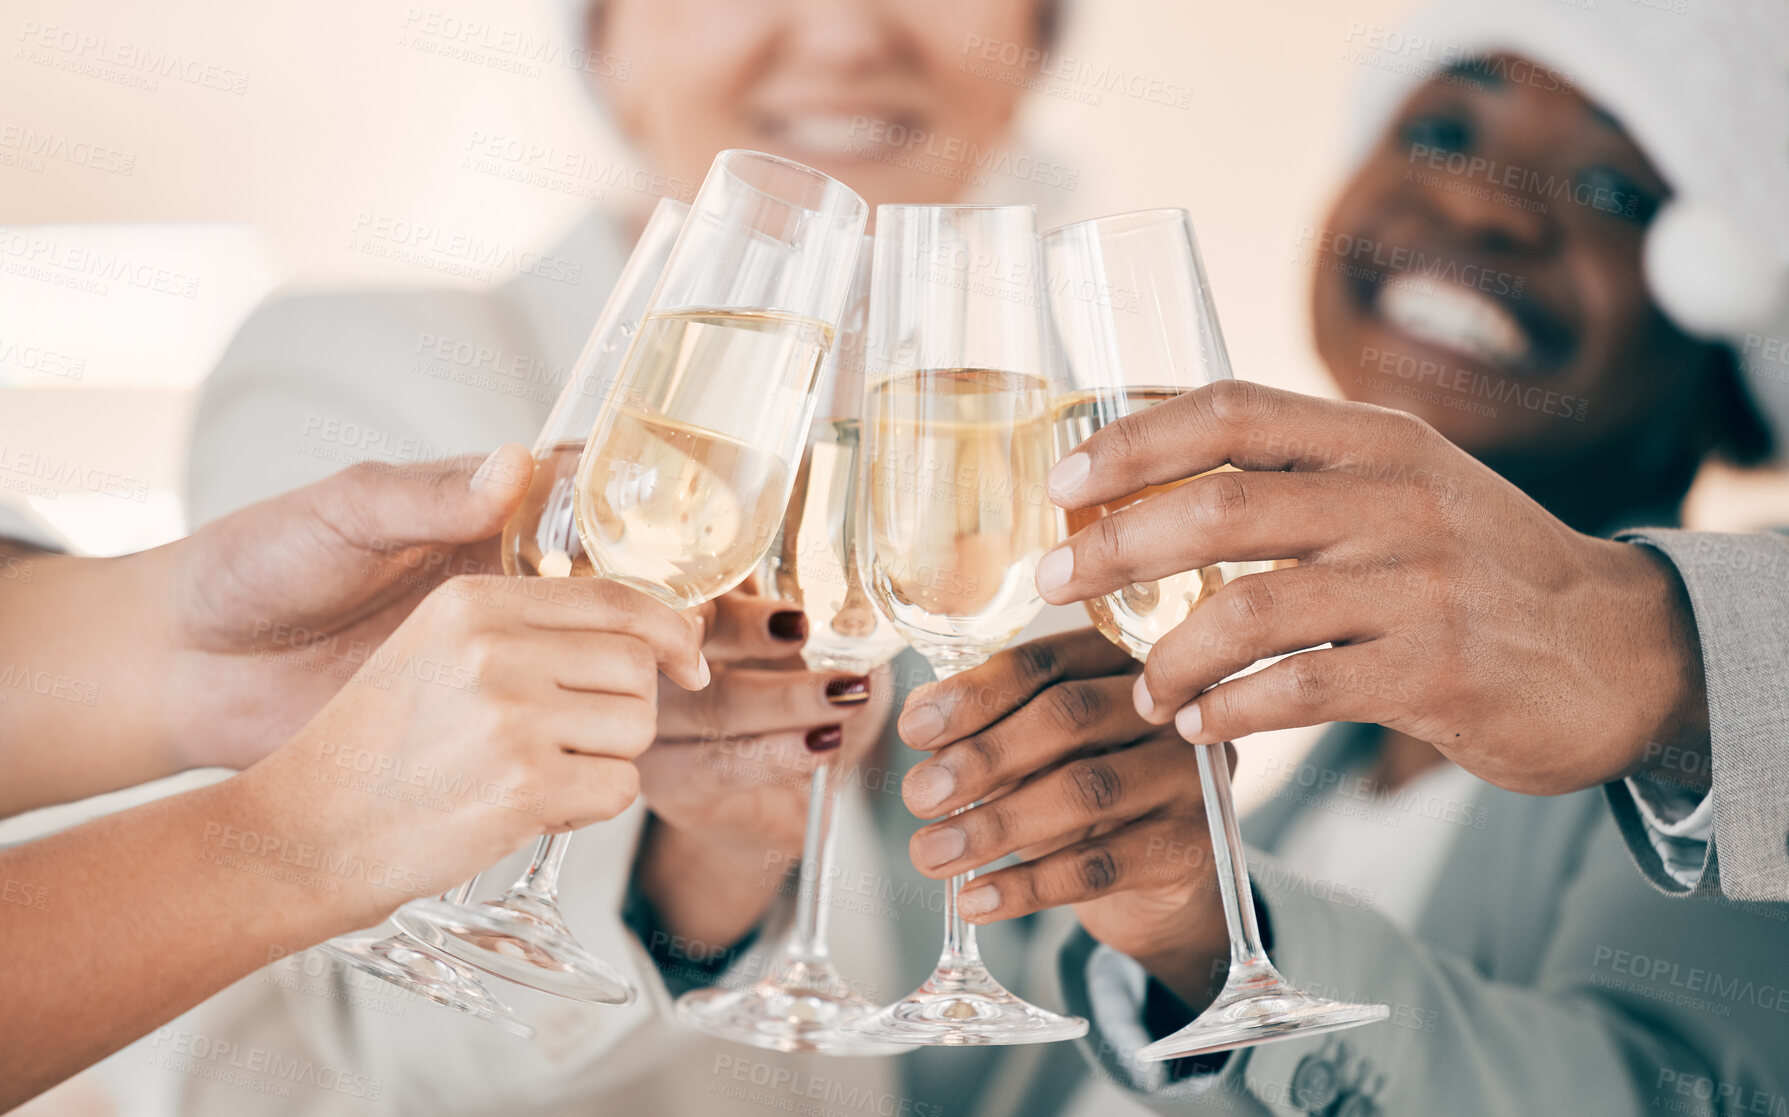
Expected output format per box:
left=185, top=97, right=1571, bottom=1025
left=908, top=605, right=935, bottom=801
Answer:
left=1041, top=207, right=1191, bottom=243
left=875, top=202, right=1039, bottom=217
left=713, top=148, right=867, bottom=220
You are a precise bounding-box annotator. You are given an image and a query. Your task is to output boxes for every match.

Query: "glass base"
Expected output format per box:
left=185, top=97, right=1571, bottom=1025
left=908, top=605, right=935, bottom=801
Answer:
left=1137, top=966, right=1387, bottom=1061
left=845, top=962, right=1087, bottom=1047
left=394, top=893, right=636, bottom=1005
left=320, top=935, right=535, bottom=1039
left=676, top=959, right=913, bottom=1055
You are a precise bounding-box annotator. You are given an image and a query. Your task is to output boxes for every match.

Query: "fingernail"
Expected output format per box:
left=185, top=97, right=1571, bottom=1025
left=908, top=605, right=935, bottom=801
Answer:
left=470, top=448, right=504, bottom=491
left=804, top=725, right=843, bottom=753
left=825, top=676, right=870, bottom=706
left=1133, top=674, right=1155, bottom=719
left=914, top=825, right=966, bottom=869
left=899, top=703, right=947, bottom=748
left=905, top=763, right=956, bottom=813
left=1175, top=702, right=1203, bottom=742
left=1049, top=452, right=1090, bottom=500
left=958, top=884, right=1000, bottom=918
left=697, top=653, right=712, bottom=688
left=769, top=610, right=807, bottom=642
left=1035, top=547, right=1074, bottom=596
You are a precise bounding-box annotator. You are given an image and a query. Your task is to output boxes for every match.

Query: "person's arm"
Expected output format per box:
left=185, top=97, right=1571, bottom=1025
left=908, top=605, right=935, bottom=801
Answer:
left=0, top=566, right=705, bottom=1110
left=1036, top=380, right=1711, bottom=796
left=1057, top=812, right=1789, bottom=1116
left=0, top=448, right=533, bottom=815
left=1602, top=529, right=1789, bottom=900
left=901, top=632, right=1789, bottom=1115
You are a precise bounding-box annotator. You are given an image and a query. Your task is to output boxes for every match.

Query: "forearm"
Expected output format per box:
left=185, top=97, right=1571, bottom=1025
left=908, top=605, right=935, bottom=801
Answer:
left=0, top=766, right=377, bottom=1110
left=632, top=815, right=789, bottom=955
left=0, top=547, right=183, bottom=816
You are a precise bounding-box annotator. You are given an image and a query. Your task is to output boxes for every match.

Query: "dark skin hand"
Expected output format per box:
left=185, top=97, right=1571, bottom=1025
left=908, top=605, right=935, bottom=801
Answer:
left=899, top=629, right=1231, bottom=1011
left=1036, top=379, right=1710, bottom=797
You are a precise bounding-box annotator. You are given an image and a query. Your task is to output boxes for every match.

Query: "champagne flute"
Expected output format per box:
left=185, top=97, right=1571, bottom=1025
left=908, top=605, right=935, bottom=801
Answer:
left=1043, top=208, right=1388, bottom=1060
left=674, top=240, right=911, bottom=1055
left=320, top=876, right=533, bottom=1038
left=404, top=151, right=868, bottom=1002
left=845, top=204, right=1088, bottom=1047
left=392, top=198, right=689, bottom=1005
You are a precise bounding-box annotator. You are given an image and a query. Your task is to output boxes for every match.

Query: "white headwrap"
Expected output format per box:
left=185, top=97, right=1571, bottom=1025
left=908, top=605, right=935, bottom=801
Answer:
left=1342, top=0, right=1789, bottom=451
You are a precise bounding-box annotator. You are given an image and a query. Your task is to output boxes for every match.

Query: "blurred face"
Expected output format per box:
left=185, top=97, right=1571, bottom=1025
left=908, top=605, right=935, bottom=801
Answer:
left=591, top=0, right=1042, bottom=209
left=1312, top=54, right=1714, bottom=471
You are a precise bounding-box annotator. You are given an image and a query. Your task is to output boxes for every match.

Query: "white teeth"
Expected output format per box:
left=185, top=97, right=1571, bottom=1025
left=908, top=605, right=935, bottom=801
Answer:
left=1378, top=276, right=1531, bottom=367
left=778, top=116, right=871, bottom=157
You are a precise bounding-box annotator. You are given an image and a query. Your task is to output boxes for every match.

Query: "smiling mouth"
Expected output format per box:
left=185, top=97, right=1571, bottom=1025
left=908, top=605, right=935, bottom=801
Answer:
left=1360, top=269, right=1573, bottom=377
left=753, top=112, right=922, bottom=160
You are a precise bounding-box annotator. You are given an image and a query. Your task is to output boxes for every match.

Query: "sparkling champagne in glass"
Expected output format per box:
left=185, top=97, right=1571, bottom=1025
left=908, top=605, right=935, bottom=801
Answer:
left=845, top=204, right=1088, bottom=1047
left=393, top=198, right=691, bottom=1005
left=1043, top=208, right=1388, bottom=1060
left=674, top=242, right=911, bottom=1055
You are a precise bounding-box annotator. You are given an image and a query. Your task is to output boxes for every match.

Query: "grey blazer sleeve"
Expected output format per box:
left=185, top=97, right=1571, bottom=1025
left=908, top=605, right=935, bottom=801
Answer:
left=185, top=287, right=555, bottom=525
left=1059, top=827, right=1789, bottom=1116
left=1609, top=530, right=1789, bottom=902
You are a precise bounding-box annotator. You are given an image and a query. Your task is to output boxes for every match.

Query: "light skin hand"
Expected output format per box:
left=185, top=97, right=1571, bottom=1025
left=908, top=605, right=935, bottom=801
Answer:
left=898, top=629, right=1231, bottom=1011
left=0, top=458, right=706, bottom=1110
left=632, top=589, right=893, bottom=953
left=0, top=446, right=560, bottom=817
left=1037, top=380, right=1710, bottom=796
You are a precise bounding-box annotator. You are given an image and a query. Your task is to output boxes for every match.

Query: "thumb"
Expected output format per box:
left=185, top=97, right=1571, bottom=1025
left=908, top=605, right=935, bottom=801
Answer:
left=323, top=444, right=535, bottom=551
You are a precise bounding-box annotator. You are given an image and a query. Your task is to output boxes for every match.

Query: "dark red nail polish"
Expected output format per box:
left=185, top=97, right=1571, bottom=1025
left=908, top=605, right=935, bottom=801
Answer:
left=805, top=725, right=843, bottom=752
left=769, top=610, right=808, bottom=642
left=825, top=676, right=870, bottom=705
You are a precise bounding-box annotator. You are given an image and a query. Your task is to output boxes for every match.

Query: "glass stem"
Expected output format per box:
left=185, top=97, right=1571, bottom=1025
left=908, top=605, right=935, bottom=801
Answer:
left=445, top=875, right=480, bottom=905
left=510, top=835, right=570, bottom=906
left=785, top=753, right=841, bottom=964
left=1194, top=742, right=1272, bottom=975
left=927, top=658, right=987, bottom=977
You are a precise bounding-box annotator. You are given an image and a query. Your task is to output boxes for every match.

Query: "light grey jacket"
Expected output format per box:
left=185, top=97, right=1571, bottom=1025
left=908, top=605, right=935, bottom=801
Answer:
left=1062, top=722, right=1789, bottom=1117
left=1607, top=529, right=1789, bottom=903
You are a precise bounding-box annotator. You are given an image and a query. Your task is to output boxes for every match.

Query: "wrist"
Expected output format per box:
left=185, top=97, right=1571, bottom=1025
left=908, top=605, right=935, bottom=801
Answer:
left=229, top=740, right=430, bottom=934
left=633, top=817, right=790, bottom=953
left=198, top=762, right=385, bottom=944
left=1601, top=540, right=1711, bottom=789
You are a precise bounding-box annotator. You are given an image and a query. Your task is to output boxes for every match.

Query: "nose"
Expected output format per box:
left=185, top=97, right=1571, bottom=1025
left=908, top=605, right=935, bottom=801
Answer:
left=787, top=0, right=894, bottom=73
left=1416, top=155, right=1560, bottom=257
